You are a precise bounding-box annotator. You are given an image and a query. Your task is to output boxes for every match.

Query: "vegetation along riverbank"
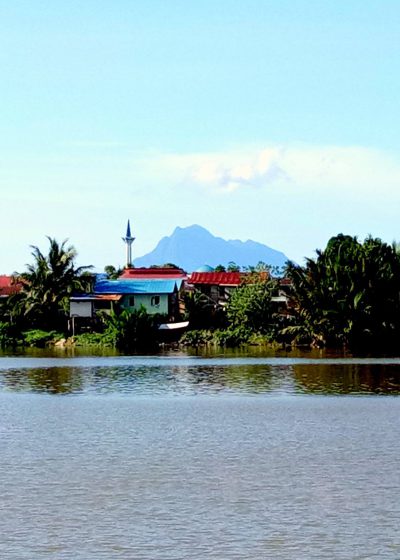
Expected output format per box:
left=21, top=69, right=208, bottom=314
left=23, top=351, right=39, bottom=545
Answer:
left=1, top=233, right=400, bottom=353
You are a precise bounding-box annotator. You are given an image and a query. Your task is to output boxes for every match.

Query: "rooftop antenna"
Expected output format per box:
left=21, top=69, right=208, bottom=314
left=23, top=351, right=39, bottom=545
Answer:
left=122, top=220, right=135, bottom=268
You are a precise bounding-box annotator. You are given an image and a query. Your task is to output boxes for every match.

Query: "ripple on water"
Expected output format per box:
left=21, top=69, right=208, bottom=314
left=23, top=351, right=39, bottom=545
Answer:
left=0, top=394, right=399, bottom=558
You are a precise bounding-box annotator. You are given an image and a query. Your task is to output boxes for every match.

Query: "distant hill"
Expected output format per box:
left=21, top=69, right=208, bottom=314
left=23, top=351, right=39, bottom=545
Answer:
left=133, top=225, right=289, bottom=271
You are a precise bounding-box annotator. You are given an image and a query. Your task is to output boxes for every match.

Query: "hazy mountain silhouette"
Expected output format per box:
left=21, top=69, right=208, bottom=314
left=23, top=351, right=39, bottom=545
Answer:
left=134, top=225, right=289, bottom=271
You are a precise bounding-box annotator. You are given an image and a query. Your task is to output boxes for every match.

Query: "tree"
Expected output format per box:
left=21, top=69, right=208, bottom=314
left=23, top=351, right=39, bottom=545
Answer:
left=104, top=265, right=123, bottom=279
left=226, top=278, right=277, bottom=335
left=10, top=237, right=92, bottom=331
left=227, top=261, right=241, bottom=272
left=285, top=234, right=400, bottom=348
left=100, top=306, right=159, bottom=350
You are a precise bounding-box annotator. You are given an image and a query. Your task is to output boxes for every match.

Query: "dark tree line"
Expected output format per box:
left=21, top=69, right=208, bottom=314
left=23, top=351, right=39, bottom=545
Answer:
left=284, top=234, right=400, bottom=349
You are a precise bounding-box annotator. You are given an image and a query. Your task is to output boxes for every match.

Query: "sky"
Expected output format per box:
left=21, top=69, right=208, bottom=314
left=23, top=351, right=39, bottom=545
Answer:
left=1, top=0, right=400, bottom=272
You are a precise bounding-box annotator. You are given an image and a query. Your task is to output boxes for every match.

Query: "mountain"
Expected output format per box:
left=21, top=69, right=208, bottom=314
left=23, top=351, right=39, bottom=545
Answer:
left=133, top=225, right=290, bottom=271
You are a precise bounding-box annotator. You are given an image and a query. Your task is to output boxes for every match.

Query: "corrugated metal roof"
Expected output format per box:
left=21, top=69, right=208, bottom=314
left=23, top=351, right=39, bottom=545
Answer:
left=94, top=278, right=182, bottom=295
left=119, top=267, right=187, bottom=280
left=188, top=272, right=242, bottom=286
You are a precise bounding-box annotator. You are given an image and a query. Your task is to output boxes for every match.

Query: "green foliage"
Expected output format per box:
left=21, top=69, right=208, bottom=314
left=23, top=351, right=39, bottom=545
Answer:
left=73, top=332, right=115, bottom=347
left=285, top=234, right=400, bottom=348
left=179, top=326, right=251, bottom=347
left=214, top=264, right=226, bottom=272
left=104, top=265, right=123, bottom=279
left=100, top=306, right=160, bottom=351
left=242, top=262, right=285, bottom=276
left=23, top=329, right=63, bottom=347
left=10, top=237, right=92, bottom=331
left=182, top=274, right=279, bottom=348
left=179, top=329, right=214, bottom=346
left=226, top=278, right=277, bottom=335
left=179, top=326, right=273, bottom=348
left=212, top=325, right=252, bottom=347
left=227, top=261, right=241, bottom=272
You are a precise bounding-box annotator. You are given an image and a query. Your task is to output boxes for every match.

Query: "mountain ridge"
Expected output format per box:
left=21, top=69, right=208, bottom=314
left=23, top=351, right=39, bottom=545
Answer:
left=133, top=225, right=289, bottom=271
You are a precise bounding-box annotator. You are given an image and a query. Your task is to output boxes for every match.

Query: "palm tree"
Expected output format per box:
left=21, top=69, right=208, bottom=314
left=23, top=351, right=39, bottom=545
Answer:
left=11, top=237, right=92, bottom=331
left=284, top=234, right=400, bottom=348
left=104, top=265, right=123, bottom=279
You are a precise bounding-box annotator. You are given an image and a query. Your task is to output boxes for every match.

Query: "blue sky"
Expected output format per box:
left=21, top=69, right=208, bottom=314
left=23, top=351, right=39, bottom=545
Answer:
left=1, top=1, right=400, bottom=272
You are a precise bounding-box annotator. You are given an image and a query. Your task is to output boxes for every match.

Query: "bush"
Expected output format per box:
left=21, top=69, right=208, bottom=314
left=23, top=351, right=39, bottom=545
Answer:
left=180, top=326, right=252, bottom=348
left=73, top=332, right=114, bottom=347
left=23, top=329, right=63, bottom=347
left=180, top=329, right=214, bottom=346
left=212, top=326, right=252, bottom=347
left=100, top=306, right=160, bottom=351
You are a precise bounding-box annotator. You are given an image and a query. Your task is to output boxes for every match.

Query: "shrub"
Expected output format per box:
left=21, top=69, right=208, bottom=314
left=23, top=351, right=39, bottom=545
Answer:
left=73, top=332, right=114, bottom=347
left=212, top=326, right=252, bottom=347
left=100, top=306, right=160, bottom=351
left=180, top=329, right=214, bottom=346
left=23, top=329, right=63, bottom=347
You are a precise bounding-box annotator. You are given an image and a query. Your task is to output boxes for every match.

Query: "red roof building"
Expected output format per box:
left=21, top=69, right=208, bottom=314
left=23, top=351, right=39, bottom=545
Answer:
left=187, top=272, right=243, bottom=306
left=188, top=272, right=242, bottom=286
left=119, top=267, right=187, bottom=280
left=0, top=275, right=22, bottom=298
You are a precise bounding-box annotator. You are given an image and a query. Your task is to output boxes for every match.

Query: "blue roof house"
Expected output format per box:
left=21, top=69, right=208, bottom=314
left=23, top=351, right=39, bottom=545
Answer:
left=70, top=277, right=183, bottom=322
left=96, top=278, right=182, bottom=317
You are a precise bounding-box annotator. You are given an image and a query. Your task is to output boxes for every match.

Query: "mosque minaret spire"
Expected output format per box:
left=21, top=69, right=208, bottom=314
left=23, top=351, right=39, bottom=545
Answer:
left=122, top=220, right=135, bottom=268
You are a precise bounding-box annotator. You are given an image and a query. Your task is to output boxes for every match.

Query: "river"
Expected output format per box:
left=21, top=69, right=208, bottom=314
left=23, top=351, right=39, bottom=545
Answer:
left=0, top=350, right=399, bottom=559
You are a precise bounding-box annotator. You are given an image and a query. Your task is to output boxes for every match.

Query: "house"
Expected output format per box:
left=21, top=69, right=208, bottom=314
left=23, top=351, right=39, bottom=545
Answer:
left=70, top=276, right=184, bottom=322
left=187, top=269, right=293, bottom=316
left=271, top=277, right=294, bottom=318
left=0, top=275, right=22, bottom=319
left=96, top=277, right=183, bottom=318
left=119, top=266, right=186, bottom=281
left=0, top=275, right=22, bottom=300
left=71, top=221, right=192, bottom=330
left=71, top=220, right=188, bottom=324
left=187, top=271, right=243, bottom=306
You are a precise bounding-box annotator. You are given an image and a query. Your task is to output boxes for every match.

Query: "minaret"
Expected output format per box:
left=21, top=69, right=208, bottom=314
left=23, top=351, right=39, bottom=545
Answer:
left=122, top=220, right=135, bottom=268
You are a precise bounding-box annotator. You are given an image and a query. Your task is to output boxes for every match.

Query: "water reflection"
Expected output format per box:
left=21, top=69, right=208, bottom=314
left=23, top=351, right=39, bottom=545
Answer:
left=1, top=360, right=400, bottom=395
left=1, top=366, right=86, bottom=394
left=0, top=365, right=281, bottom=395
left=293, top=363, right=400, bottom=395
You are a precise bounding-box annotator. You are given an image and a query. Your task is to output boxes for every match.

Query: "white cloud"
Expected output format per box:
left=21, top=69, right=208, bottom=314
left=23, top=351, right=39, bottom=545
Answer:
left=140, top=144, right=400, bottom=196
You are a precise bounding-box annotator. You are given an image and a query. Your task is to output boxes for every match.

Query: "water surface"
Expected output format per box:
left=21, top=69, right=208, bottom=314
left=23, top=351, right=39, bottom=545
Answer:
left=1, top=353, right=399, bottom=559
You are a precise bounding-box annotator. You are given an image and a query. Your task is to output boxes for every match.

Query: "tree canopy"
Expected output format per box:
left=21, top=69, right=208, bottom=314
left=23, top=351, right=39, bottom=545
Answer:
left=285, top=234, right=400, bottom=348
left=9, top=237, right=92, bottom=331
left=226, top=277, right=277, bottom=335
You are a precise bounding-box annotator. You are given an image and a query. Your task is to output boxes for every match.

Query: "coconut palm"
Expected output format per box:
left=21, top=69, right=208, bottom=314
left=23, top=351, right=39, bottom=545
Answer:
left=285, top=234, right=400, bottom=348
left=11, top=237, right=92, bottom=330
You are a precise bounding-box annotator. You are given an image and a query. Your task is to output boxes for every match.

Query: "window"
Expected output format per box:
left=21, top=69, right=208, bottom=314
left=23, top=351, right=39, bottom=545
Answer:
left=151, top=295, right=160, bottom=306
left=128, top=296, right=135, bottom=306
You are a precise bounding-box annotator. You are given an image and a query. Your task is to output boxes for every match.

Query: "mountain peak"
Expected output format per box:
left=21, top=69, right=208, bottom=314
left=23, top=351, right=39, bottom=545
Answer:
left=134, top=225, right=289, bottom=271
left=173, top=224, right=210, bottom=235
